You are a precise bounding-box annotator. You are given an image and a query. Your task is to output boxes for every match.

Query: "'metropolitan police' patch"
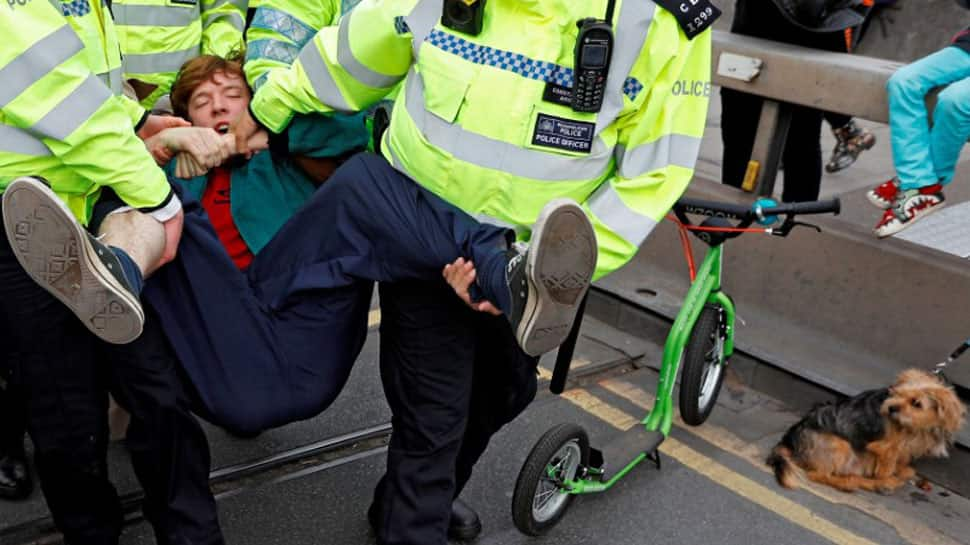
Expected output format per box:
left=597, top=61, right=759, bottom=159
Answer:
left=532, top=114, right=595, bottom=154
left=654, top=0, right=721, bottom=40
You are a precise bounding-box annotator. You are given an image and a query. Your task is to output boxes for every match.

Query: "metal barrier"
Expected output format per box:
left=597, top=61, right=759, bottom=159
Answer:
left=711, top=30, right=904, bottom=196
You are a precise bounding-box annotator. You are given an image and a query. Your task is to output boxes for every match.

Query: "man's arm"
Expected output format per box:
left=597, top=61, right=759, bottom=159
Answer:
left=0, top=2, right=178, bottom=221
left=201, top=0, right=248, bottom=58
left=243, top=0, right=341, bottom=90
left=247, top=0, right=416, bottom=133
left=582, top=14, right=713, bottom=280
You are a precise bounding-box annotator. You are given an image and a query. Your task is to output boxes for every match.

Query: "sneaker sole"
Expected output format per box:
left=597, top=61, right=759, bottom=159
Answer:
left=2, top=179, right=144, bottom=344
left=517, top=199, right=597, bottom=357
left=874, top=201, right=945, bottom=238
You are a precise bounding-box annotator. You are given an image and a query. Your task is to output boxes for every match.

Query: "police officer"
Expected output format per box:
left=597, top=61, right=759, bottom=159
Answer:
left=0, top=1, right=223, bottom=543
left=113, top=0, right=248, bottom=109
left=233, top=0, right=715, bottom=543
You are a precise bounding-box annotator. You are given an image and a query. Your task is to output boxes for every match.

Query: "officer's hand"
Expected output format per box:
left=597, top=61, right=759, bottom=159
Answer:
left=161, top=127, right=235, bottom=170
left=174, top=152, right=208, bottom=179
left=231, top=108, right=263, bottom=156
left=137, top=114, right=190, bottom=140
left=443, top=257, right=502, bottom=316
left=158, top=208, right=184, bottom=270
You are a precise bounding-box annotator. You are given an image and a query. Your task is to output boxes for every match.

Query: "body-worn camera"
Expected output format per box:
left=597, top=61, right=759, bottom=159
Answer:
left=441, top=0, right=486, bottom=35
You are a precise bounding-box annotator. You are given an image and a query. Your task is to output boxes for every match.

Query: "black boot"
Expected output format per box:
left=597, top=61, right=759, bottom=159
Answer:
left=367, top=497, right=482, bottom=541
left=0, top=444, right=32, bottom=500
left=447, top=497, right=482, bottom=541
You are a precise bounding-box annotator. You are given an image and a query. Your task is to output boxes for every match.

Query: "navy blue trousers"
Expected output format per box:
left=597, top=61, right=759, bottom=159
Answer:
left=373, top=279, right=538, bottom=545
left=144, top=153, right=512, bottom=436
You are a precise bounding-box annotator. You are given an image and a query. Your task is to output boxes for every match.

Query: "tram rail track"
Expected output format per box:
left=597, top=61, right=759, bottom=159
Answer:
left=3, top=332, right=641, bottom=545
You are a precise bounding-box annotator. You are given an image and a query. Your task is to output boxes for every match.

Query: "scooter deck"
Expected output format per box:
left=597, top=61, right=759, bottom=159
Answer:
left=592, top=426, right=665, bottom=482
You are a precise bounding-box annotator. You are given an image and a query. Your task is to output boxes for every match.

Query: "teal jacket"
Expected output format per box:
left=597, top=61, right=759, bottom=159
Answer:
left=168, top=113, right=368, bottom=254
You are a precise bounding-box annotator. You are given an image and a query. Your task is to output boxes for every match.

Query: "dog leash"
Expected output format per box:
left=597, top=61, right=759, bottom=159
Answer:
left=933, top=336, right=970, bottom=377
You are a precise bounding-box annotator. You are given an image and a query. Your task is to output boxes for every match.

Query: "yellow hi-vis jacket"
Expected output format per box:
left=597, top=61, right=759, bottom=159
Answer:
left=243, top=0, right=353, bottom=90
left=251, top=0, right=712, bottom=280
left=0, top=0, right=178, bottom=225
left=113, top=0, right=248, bottom=108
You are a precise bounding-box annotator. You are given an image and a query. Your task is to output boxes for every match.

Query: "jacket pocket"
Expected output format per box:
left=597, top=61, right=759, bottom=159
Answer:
left=416, top=57, right=474, bottom=124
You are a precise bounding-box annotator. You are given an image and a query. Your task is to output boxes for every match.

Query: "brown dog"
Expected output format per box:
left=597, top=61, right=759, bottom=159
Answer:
left=767, top=369, right=966, bottom=493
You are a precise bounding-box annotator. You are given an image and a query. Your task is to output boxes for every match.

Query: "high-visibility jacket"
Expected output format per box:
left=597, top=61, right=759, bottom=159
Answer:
left=251, top=0, right=712, bottom=279
left=243, top=0, right=359, bottom=90
left=0, top=0, right=178, bottom=225
left=113, top=0, right=248, bottom=108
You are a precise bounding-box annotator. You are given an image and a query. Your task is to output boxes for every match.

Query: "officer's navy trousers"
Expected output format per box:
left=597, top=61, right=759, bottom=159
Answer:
left=0, top=222, right=222, bottom=545
left=144, top=153, right=513, bottom=436
left=373, top=279, right=539, bottom=545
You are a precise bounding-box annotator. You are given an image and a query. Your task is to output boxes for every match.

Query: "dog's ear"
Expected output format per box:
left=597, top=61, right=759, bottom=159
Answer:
left=930, top=387, right=967, bottom=433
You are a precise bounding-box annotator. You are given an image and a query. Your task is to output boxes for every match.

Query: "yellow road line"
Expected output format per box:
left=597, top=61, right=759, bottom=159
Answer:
left=561, top=390, right=639, bottom=430
left=561, top=386, right=879, bottom=545
left=599, top=379, right=962, bottom=545
left=368, top=309, right=381, bottom=328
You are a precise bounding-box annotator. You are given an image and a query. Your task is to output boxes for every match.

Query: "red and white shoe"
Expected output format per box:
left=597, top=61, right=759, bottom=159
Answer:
left=866, top=177, right=899, bottom=209
left=873, top=184, right=945, bottom=238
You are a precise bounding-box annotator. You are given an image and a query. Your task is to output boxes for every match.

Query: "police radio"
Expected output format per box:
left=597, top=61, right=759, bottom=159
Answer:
left=441, top=0, right=486, bottom=35
left=572, top=18, right=613, bottom=113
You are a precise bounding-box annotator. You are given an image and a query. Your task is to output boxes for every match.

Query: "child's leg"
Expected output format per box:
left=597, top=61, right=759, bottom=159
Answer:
left=888, top=47, right=970, bottom=190
left=929, top=76, right=970, bottom=186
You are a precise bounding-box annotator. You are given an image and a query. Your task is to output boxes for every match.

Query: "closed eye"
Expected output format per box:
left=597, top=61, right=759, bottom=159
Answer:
left=911, top=399, right=923, bottom=409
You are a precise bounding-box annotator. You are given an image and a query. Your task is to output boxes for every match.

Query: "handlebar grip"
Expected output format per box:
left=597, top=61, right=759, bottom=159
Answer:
left=760, top=198, right=841, bottom=217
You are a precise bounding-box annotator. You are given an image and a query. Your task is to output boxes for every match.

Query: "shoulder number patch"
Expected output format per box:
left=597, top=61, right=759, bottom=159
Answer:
left=653, top=0, right=721, bottom=40
left=532, top=114, right=595, bottom=154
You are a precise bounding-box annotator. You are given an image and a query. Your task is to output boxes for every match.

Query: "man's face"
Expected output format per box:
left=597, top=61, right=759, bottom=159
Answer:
left=186, top=70, right=251, bottom=131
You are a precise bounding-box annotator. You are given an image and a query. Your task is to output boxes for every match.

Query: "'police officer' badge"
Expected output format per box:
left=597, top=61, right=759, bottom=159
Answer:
left=532, top=114, right=595, bottom=154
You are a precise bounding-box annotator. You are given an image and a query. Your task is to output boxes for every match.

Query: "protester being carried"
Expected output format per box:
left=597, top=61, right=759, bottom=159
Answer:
left=15, top=53, right=596, bottom=438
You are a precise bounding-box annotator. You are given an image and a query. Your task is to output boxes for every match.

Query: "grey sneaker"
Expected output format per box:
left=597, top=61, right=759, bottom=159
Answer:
left=507, top=198, right=596, bottom=357
left=2, top=177, right=144, bottom=344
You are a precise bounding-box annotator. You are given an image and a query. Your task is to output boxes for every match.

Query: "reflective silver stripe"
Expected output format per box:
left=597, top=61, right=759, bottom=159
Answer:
left=298, top=40, right=352, bottom=112
left=472, top=212, right=516, bottom=230
left=202, top=0, right=246, bottom=10
left=112, top=4, right=198, bottom=27
left=202, top=11, right=245, bottom=31
left=123, top=46, right=199, bottom=75
left=387, top=141, right=518, bottom=231
left=405, top=0, right=440, bottom=59
left=337, top=10, right=403, bottom=89
left=0, top=125, right=51, bottom=156
left=587, top=182, right=657, bottom=246
left=32, top=74, right=112, bottom=141
left=595, top=0, right=656, bottom=132
left=97, top=67, right=124, bottom=95
left=404, top=69, right=612, bottom=182
left=0, top=25, right=84, bottom=108
left=616, top=134, right=702, bottom=179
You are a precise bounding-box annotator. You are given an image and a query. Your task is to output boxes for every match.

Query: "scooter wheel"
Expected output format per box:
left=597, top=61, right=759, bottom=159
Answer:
left=679, top=303, right=728, bottom=426
left=511, top=423, right=589, bottom=536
